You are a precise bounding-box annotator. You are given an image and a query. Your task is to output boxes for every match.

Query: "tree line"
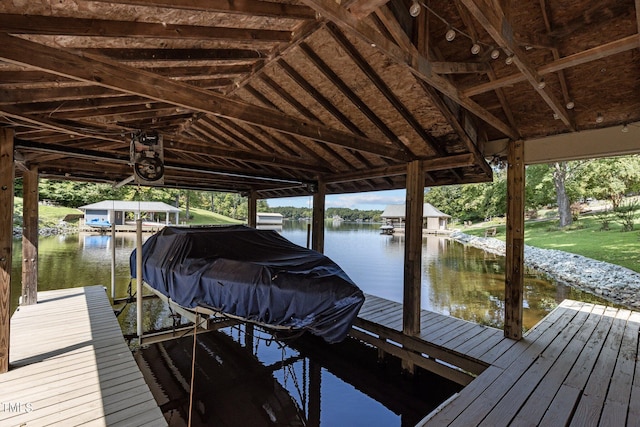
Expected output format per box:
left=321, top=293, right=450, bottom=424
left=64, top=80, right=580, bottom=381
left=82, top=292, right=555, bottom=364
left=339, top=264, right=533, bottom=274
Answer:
left=14, top=155, right=640, bottom=227
left=425, top=155, right=640, bottom=226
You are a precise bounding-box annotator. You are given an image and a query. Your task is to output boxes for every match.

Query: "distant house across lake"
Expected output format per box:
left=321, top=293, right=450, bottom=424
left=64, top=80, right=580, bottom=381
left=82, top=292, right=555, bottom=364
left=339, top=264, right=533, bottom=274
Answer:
left=381, top=203, right=451, bottom=232
left=79, top=200, right=180, bottom=228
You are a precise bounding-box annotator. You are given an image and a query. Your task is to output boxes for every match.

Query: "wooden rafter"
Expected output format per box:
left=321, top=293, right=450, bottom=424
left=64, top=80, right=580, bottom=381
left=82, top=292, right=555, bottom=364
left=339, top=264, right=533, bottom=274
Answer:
left=326, top=22, right=441, bottom=156
left=538, top=0, right=575, bottom=127
left=372, top=5, right=493, bottom=178
left=0, top=33, right=409, bottom=161
left=463, top=35, right=640, bottom=97
left=298, top=42, right=413, bottom=156
left=460, top=0, right=573, bottom=129
left=348, top=0, right=390, bottom=19
left=0, top=14, right=292, bottom=43
left=87, top=0, right=316, bottom=19
left=4, top=105, right=336, bottom=174
left=325, top=153, right=477, bottom=184
left=453, top=2, right=519, bottom=133
left=299, top=0, right=518, bottom=139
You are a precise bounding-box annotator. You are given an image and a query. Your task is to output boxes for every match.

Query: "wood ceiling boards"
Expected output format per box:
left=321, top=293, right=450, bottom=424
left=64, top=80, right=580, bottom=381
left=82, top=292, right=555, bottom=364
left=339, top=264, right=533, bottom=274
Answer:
left=0, top=0, right=638, bottom=198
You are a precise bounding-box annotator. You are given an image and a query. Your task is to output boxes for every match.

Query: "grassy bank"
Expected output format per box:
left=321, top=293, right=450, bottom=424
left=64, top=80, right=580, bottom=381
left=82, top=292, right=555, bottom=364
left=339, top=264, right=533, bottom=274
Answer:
left=462, top=214, right=640, bottom=273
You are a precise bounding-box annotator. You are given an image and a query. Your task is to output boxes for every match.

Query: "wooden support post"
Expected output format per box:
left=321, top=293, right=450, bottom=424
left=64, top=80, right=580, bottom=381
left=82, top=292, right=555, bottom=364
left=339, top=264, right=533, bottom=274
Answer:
left=110, top=223, right=116, bottom=300
left=403, top=160, right=424, bottom=337
left=21, top=164, right=38, bottom=306
left=505, top=140, right=525, bottom=340
left=136, top=219, right=143, bottom=338
left=311, top=181, right=325, bottom=253
left=247, top=190, right=257, bottom=228
left=0, top=128, right=14, bottom=373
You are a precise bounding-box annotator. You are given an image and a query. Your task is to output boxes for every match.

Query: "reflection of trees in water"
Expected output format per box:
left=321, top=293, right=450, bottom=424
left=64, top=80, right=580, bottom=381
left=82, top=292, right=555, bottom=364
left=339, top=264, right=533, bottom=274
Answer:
left=424, top=241, right=560, bottom=330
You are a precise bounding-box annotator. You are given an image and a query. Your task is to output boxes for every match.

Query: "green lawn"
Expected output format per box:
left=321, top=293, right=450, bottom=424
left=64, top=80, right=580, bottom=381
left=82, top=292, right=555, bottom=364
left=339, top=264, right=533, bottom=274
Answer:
left=180, top=207, right=243, bottom=225
left=13, top=199, right=243, bottom=228
left=463, top=214, right=640, bottom=273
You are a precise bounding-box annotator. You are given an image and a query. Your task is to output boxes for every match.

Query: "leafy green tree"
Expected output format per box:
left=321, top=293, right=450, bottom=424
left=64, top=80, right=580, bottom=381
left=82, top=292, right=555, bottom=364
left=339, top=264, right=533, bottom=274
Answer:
left=525, top=164, right=555, bottom=209
left=579, top=155, right=640, bottom=208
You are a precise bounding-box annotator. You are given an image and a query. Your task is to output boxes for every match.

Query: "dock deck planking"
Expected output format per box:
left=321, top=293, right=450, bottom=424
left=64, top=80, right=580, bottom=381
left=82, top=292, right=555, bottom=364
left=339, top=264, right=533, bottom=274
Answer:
left=357, top=293, right=509, bottom=367
left=419, top=300, right=640, bottom=426
left=0, top=286, right=166, bottom=426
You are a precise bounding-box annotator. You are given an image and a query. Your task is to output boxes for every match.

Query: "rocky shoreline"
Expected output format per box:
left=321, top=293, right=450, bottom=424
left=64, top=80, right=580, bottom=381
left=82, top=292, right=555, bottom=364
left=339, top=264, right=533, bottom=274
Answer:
left=451, top=231, right=640, bottom=310
left=13, top=223, right=78, bottom=238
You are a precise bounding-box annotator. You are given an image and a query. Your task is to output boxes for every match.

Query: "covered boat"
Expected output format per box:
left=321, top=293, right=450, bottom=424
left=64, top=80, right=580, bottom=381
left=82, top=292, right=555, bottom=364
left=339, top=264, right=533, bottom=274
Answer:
left=130, top=225, right=365, bottom=343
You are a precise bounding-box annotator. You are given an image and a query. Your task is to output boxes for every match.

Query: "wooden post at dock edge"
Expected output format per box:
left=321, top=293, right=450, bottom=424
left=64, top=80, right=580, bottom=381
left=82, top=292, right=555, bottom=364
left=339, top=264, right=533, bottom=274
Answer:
left=136, top=219, right=143, bottom=338
left=0, top=128, right=15, bottom=373
left=311, top=181, right=325, bottom=253
left=110, top=223, right=116, bottom=300
left=21, top=164, right=38, bottom=306
left=403, top=160, right=424, bottom=338
left=247, top=190, right=257, bottom=228
left=402, top=160, right=424, bottom=374
left=505, top=140, right=525, bottom=340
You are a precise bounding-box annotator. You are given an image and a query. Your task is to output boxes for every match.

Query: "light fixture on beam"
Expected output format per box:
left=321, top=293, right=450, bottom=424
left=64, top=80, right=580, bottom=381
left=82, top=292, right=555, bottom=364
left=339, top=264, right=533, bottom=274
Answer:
left=409, top=0, right=421, bottom=17
left=622, top=124, right=629, bottom=133
left=596, top=113, right=604, bottom=123
left=537, top=78, right=546, bottom=90
left=505, top=55, right=514, bottom=65
left=471, top=42, right=481, bottom=55
left=566, top=101, right=575, bottom=110
left=490, top=48, right=500, bottom=60
left=445, top=27, right=456, bottom=42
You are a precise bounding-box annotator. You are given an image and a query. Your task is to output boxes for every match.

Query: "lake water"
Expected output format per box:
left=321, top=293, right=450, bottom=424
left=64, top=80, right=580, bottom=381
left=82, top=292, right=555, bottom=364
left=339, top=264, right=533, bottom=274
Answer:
left=8, top=222, right=608, bottom=426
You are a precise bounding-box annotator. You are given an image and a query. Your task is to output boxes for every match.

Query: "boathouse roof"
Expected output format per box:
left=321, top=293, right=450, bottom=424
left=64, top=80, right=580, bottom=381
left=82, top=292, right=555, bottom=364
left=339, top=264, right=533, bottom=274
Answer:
left=2, top=0, right=638, bottom=199
left=79, top=200, right=181, bottom=213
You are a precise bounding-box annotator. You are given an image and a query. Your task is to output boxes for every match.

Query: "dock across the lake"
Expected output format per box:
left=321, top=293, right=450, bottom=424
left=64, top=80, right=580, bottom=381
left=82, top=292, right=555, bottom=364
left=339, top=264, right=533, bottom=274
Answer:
left=354, top=295, right=640, bottom=426
left=0, top=286, right=166, bottom=426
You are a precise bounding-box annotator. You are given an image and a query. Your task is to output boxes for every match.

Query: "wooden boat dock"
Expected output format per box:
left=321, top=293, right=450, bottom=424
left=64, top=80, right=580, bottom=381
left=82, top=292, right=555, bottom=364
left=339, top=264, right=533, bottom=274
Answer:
left=353, top=295, right=640, bottom=426
left=0, top=286, right=166, bottom=426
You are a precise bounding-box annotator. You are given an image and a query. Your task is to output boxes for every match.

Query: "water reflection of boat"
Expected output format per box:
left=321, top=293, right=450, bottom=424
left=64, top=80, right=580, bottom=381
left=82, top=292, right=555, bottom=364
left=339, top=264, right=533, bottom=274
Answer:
left=379, top=225, right=394, bottom=235
left=135, top=330, right=306, bottom=427
left=130, top=225, right=364, bottom=343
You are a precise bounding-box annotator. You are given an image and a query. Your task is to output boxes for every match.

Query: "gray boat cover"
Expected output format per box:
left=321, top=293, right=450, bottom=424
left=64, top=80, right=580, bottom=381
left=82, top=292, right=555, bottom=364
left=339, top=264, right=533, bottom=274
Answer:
left=130, top=225, right=364, bottom=343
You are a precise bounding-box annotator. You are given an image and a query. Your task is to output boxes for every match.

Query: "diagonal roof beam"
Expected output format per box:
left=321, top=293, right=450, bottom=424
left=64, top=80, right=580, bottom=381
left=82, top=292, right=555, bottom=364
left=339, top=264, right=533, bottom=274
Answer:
left=0, top=14, right=292, bottom=43
left=299, top=0, right=518, bottom=140
left=0, top=105, right=334, bottom=173
left=348, top=0, right=391, bottom=19
left=460, top=0, right=573, bottom=129
left=0, top=33, right=408, bottom=161
left=463, top=35, right=640, bottom=97
left=372, top=6, right=493, bottom=177
left=88, top=0, right=316, bottom=19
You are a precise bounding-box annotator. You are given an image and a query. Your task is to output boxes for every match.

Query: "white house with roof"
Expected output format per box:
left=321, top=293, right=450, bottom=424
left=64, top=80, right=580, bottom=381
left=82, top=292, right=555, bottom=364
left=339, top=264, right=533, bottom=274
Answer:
left=79, top=200, right=180, bottom=227
left=381, top=203, right=451, bottom=231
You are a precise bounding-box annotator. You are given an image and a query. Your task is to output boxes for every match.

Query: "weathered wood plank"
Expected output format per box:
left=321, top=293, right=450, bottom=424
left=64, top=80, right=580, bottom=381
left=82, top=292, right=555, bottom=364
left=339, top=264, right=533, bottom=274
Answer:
left=477, top=304, right=592, bottom=425
left=0, top=286, right=166, bottom=426
left=422, top=300, right=640, bottom=427
left=598, top=311, right=640, bottom=425
left=426, top=304, right=582, bottom=426
left=509, top=304, right=603, bottom=425
left=569, top=307, right=631, bottom=426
